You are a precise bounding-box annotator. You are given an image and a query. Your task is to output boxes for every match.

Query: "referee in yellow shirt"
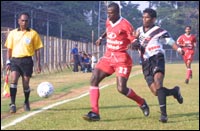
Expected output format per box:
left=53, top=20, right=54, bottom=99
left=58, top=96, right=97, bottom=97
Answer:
left=5, top=12, right=43, bottom=113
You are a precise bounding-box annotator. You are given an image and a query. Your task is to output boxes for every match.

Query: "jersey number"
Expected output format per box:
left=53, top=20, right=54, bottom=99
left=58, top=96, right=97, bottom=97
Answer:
left=119, top=67, right=128, bottom=75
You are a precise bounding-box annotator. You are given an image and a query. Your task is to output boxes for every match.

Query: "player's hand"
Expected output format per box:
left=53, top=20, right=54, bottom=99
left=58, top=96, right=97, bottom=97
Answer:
left=6, top=65, right=11, bottom=71
left=177, top=47, right=184, bottom=55
left=95, top=38, right=102, bottom=46
left=37, top=63, right=42, bottom=73
left=132, top=42, right=141, bottom=50
left=129, top=39, right=139, bottom=50
left=181, top=50, right=185, bottom=55
left=6, top=60, right=11, bottom=71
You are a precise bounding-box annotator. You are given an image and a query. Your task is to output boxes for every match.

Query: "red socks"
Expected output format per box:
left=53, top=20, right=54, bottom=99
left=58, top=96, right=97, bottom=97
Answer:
left=126, top=88, right=144, bottom=106
left=89, top=86, right=100, bottom=114
left=89, top=87, right=145, bottom=114
left=186, top=68, right=192, bottom=79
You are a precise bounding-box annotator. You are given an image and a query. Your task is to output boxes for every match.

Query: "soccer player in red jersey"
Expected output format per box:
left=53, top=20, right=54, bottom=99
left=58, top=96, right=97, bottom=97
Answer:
left=83, top=2, right=149, bottom=121
left=177, top=26, right=197, bottom=84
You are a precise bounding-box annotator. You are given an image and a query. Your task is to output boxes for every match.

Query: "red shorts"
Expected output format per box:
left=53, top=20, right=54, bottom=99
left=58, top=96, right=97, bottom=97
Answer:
left=182, top=48, right=194, bottom=63
left=95, top=51, right=132, bottom=78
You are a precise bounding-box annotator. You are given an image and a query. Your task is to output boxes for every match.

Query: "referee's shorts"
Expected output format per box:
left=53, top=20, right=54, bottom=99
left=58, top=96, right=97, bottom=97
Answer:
left=11, top=56, right=33, bottom=77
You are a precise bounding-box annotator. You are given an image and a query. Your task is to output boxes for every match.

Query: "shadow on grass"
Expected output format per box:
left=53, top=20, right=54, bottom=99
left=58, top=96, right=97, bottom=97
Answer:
left=33, top=102, right=168, bottom=112
left=167, top=112, right=199, bottom=123
left=101, top=112, right=199, bottom=123
left=101, top=116, right=146, bottom=122
left=32, top=104, right=138, bottom=111
left=39, top=103, right=158, bottom=111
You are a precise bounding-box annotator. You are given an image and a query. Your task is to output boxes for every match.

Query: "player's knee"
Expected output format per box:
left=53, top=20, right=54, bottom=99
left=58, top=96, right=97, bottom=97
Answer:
left=117, top=85, right=127, bottom=95
left=90, top=75, right=98, bottom=85
left=24, top=87, right=30, bottom=92
left=153, top=90, right=157, bottom=96
left=117, top=85, right=123, bottom=93
left=150, top=85, right=158, bottom=96
left=23, top=86, right=30, bottom=91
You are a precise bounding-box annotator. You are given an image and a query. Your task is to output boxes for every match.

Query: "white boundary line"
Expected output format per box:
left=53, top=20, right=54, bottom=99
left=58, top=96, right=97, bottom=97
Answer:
left=1, top=70, right=142, bottom=130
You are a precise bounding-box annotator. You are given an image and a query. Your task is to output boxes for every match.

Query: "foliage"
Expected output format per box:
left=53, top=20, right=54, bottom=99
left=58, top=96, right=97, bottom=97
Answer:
left=2, top=1, right=199, bottom=47
left=153, top=1, right=199, bottom=40
left=148, top=1, right=199, bottom=57
left=120, top=1, right=142, bottom=29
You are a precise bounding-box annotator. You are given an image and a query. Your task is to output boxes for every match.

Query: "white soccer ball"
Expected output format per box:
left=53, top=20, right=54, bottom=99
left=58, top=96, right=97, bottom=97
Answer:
left=37, top=82, right=54, bottom=98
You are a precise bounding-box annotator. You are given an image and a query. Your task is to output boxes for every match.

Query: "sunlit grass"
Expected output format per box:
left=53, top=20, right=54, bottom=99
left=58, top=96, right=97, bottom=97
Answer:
left=1, top=63, right=199, bottom=130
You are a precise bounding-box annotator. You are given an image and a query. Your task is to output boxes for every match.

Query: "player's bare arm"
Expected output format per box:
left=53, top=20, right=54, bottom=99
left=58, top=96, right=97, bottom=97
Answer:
left=95, top=31, right=107, bottom=46
left=35, top=49, right=41, bottom=73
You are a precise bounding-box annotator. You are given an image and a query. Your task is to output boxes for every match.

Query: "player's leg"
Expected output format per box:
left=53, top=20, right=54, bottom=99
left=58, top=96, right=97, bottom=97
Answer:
left=21, top=57, right=33, bottom=111
left=185, top=59, right=191, bottom=83
left=150, top=72, right=168, bottom=123
left=115, top=55, right=149, bottom=117
left=9, top=58, right=21, bottom=113
left=142, top=54, right=173, bottom=122
left=187, top=51, right=194, bottom=79
left=153, top=74, right=183, bottom=122
left=83, top=69, right=109, bottom=121
left=83, top=57, right=112, bottom=121
left=9, top=71, right=20, bottom=113
left=22, top=76, right=31, bottom=111
left=152, top=53, right=183, bottom=122
left=146, top=53, right=168, bottom=122
left=184, top=50, right=194, bottom=84
left=116, top=76, right=150, bottom=117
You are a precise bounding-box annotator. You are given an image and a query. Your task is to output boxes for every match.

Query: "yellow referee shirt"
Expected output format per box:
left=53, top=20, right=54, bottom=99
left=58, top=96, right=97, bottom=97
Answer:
left=5, top=28, right=43, bottom=58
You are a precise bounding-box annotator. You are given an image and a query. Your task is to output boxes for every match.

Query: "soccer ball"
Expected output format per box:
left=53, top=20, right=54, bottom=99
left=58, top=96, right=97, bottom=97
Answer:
left=37, top=82, right=54, bottom=98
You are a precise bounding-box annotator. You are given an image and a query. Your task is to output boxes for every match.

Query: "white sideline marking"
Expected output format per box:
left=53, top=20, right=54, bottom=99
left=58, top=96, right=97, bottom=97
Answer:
left=1, top=70, right=141, bottom=129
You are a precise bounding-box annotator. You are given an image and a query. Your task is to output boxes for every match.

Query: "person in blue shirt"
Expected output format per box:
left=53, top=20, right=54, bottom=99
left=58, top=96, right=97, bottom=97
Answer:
left=71, top=44, right=80, bottom=72
left=82, top=53, right=91, bottom=73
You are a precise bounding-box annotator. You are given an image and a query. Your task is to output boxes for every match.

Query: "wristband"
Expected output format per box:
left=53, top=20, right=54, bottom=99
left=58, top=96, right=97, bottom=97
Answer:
left=99, top=37, right=102, bottom=40
left=6, top=59, right=11, bottom=65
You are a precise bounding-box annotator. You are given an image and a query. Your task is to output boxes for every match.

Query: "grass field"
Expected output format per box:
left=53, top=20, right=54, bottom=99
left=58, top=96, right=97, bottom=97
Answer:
left=1, top=63, right=199, bottom=130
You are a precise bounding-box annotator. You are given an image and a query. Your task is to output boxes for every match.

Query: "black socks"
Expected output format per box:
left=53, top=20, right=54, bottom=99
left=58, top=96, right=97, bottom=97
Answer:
left=157, top=87, right=167, bottom=116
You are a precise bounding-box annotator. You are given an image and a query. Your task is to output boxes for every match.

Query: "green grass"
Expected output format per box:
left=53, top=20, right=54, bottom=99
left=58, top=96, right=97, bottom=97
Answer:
left=1, top=63, right=199, bottom=130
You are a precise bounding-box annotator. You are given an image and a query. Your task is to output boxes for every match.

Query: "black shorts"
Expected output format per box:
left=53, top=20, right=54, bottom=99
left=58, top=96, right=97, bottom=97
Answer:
left=11, top=56, right=33, bottom=77
left=142, top=53, right=165, bottom=86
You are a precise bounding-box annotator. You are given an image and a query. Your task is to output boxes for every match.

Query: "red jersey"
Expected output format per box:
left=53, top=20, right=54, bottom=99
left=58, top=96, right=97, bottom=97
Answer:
left=95, top=17, right=135, bottom=78
left=177, top=34, right=197, bottom=50
left=105, top=17, right=135, bottom=52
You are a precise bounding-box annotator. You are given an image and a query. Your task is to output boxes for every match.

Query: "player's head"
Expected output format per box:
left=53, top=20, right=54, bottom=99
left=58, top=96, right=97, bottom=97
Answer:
left=107, top=2, right=120, bottom=23
left=142, top=8, right=157, bottom=28
left=18, top=12, right=30, bottom=29
left=185, top=26, right=191, bottom=35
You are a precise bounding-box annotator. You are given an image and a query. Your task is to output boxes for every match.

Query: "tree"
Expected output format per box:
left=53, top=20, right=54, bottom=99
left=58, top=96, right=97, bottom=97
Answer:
left=149, top=1, right=199, bottom=58
left=120, top=1, right=142, bottom=29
